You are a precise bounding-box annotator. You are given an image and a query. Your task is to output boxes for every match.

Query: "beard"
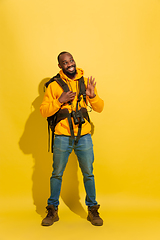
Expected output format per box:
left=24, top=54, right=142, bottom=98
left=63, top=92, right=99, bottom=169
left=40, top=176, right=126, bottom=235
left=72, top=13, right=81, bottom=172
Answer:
left=63, top=65, right=77, bottom=77
left=67, top=69, right=77, bottom=76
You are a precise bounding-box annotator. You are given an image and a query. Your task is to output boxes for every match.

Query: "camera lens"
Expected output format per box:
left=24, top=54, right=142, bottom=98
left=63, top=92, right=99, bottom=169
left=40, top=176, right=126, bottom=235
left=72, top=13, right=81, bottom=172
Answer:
left=71, top=111, right=79, bottom=125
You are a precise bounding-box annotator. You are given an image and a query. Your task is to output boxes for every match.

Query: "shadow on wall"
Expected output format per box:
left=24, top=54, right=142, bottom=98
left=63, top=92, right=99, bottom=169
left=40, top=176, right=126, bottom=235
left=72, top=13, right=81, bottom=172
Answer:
left=19, top=78, right=95, bottom=219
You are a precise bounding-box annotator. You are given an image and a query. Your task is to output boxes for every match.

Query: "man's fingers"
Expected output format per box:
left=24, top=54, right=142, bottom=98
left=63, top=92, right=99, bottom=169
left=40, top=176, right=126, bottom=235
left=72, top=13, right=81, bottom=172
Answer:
left=66, top=91, right=76, bottom=100
left=88, top=76, right=96, bottom=85
left=67, top=91, right=76, bottom=96
left=66, top=91, right=75, bottom=95
left=93, top=81, right=96, bottom=87
left=87, top=77, right=89, bottom=87
left=59, top=91, right=76, bottom=103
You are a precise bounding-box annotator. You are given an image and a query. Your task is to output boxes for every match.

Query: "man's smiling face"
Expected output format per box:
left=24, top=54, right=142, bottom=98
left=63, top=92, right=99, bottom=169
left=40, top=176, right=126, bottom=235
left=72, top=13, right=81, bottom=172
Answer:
left=58, top=53, right=76, bottom=78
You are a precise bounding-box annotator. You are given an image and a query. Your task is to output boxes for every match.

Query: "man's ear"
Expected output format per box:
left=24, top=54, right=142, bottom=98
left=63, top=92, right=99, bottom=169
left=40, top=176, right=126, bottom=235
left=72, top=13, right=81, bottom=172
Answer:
left=58, top=64, right=62, bottom=69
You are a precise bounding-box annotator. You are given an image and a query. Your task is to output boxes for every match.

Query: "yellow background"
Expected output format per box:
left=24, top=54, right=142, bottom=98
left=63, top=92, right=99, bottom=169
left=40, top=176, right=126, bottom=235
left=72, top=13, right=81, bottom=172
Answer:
left=1, top=0, right=160, bottom=239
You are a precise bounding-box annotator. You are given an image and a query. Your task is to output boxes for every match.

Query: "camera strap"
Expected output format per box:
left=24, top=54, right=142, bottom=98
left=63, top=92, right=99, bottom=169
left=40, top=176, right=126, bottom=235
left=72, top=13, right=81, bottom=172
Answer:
left=74, top=100, right=82, bottom=145
left=67, top=113, right=75, bottom=140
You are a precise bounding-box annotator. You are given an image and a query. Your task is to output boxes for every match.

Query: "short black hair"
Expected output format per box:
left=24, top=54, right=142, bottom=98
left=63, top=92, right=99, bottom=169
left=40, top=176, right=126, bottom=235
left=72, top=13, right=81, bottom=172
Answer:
left=57, top=51, right=70, bottom=64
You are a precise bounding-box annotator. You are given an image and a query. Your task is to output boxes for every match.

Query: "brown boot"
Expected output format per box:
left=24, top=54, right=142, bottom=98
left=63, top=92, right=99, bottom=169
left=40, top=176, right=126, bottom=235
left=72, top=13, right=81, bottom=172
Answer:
left=87, top=205, right=103, bottom=226
left=41, top=205, right=59, bottom=226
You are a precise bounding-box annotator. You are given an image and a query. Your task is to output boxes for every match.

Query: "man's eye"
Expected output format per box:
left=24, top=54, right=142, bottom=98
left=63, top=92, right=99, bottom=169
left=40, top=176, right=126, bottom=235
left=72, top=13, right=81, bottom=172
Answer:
left=64, top=62, right=67, bottom=65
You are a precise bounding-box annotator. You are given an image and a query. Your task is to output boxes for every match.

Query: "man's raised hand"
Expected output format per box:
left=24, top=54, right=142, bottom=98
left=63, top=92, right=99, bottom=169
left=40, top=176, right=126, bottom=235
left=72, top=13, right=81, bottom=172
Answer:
left=86, top=76, right=96, bottom=98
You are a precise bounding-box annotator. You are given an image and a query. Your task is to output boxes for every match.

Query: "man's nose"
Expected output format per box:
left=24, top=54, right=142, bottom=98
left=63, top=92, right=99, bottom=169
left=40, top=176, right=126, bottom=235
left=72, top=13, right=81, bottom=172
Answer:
left=67, top=62, right=73, bottom=67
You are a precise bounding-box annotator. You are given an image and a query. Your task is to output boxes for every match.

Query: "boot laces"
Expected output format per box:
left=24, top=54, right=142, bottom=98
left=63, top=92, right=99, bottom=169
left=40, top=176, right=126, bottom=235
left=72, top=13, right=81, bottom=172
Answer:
left=91, top=207, right=100, bottom=217
left=46, top=208, right=54, bottom=217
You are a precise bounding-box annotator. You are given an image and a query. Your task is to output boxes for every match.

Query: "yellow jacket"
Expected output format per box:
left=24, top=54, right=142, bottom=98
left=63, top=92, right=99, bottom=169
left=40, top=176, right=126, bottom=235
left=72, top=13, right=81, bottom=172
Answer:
left=40, top=68, right=104, bottom=136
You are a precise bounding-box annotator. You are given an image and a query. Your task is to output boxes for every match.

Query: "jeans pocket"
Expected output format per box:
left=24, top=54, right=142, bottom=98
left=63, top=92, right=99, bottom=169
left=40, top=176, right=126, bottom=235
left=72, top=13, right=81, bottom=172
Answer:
left=53, top=135, right=70, bottom=152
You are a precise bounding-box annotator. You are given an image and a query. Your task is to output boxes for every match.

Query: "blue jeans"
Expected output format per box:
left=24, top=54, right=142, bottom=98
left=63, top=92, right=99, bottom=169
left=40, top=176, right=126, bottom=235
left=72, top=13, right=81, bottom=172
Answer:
left=47, top=134, right=98, bottom=208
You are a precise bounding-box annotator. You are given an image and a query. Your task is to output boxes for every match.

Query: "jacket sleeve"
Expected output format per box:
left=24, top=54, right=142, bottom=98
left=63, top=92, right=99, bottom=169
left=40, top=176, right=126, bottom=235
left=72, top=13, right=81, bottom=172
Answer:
left=87, top=87, right=104, bottom=113
left=84, top=77, right=104, bottom=113
left=40, top=82, right=62, bottom=118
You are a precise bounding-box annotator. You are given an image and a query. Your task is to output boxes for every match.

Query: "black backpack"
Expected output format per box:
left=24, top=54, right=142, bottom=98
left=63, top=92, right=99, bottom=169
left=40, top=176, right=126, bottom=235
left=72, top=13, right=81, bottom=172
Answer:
left=44, top=74, right=90, bottom=152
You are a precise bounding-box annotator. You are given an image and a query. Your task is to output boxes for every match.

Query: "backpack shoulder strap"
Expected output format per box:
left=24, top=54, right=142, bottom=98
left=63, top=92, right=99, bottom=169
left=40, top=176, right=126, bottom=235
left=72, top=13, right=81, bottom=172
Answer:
left=44, top=73, right=60, bottom=88
left=54, top=77, right=70, bottom=92
left=44, top=74, right=70, bottom=93
left=78, top=76, right=86, bottom=103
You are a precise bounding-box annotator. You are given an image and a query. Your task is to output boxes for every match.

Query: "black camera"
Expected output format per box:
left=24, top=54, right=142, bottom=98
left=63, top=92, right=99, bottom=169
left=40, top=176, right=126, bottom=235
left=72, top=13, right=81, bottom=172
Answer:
left=71, top=109, right=85, bottom=125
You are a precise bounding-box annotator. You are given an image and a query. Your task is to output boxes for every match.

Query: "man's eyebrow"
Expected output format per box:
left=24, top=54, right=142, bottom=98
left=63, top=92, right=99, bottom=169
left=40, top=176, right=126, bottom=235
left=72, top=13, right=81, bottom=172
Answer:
left=62, top=57, right=73, bottom=63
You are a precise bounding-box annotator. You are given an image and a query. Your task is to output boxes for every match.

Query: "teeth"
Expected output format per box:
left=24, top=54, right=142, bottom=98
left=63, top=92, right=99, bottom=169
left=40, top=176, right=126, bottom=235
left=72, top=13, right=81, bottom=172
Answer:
left=69, top=67, right=74, bottom=71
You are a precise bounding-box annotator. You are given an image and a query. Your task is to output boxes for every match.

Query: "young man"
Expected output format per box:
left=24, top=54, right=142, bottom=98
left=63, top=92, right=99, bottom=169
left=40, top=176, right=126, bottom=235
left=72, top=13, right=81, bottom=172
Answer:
left=40, top=52, right=104, bottom=226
